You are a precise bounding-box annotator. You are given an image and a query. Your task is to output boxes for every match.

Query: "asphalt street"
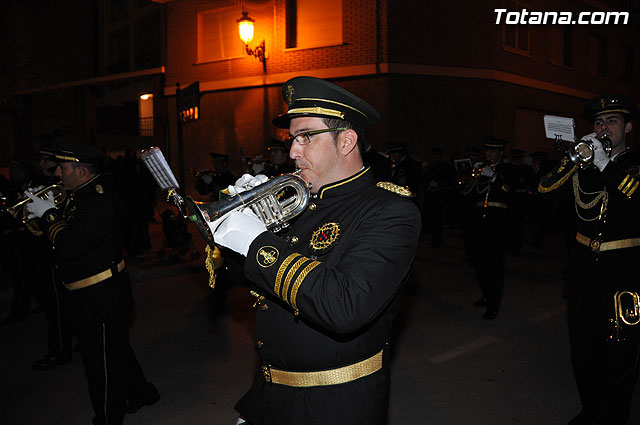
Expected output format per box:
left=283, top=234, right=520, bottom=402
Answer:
left=1, top=217, right=579, bottom=425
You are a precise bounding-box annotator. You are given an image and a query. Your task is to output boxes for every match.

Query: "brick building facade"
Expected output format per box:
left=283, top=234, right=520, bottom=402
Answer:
left=2, top=0, right=639, bottom=196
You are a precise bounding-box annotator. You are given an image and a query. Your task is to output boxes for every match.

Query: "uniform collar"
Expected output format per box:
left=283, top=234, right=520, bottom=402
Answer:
left=71, top=173, right=101, bottom=195
left=317, top=167, right=372, bottom=199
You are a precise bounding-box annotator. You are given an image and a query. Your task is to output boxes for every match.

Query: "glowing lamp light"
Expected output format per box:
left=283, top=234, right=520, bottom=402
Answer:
left=237, top=11, right=255, bottom=45
left=236, top=10, right=266, bottom=72
left=140, top=93, right=153, bottom=100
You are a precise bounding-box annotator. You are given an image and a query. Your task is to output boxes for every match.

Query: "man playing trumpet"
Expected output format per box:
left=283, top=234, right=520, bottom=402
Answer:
left=210, top=76, right=421, bottom=425
left=539, top=94, right=639, bottom=425
left=24, top=140, right=159, bottom=425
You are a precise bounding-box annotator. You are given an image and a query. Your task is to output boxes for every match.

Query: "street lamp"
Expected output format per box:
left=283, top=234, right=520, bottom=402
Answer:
left=237, top=11, right=266, bottom=72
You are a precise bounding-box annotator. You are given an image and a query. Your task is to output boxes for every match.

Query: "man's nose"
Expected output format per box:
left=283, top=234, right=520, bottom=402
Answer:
left=289, top=144, right=301, bottom=160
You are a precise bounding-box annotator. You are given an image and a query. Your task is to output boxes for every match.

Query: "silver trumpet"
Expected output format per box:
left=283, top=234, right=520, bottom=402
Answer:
left=140, top=147, right=310, bottom=247
left=185, top=172, right=310, bottom=246
left=568, top=135, right=612, bottom=169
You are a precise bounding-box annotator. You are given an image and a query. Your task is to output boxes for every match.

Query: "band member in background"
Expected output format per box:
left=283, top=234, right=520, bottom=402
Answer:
left=25, top=140, right=159, bottom=425
left=466, top=137, right=520, bottom=320
left=30, top=138, right=73, bottom=370
left=211, top=76, right=421, bottom=425
left=195, top=152, right=237, bottom=201
left=386, top=140, right=423, bottom=202
left=262, top=138, right=295, bottom=178
left=538, top=94, right=639, bottom=425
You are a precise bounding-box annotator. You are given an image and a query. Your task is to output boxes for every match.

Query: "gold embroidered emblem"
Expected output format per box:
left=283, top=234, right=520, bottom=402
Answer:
left=95, top=184, right=104, bottom=194
left=376, top=182, right=414, bottom=197
left=257, top=246, right=279, bottom=268
left=285, top=85, right=295, bottom=106
left=310, top=222, right=340, bottom=251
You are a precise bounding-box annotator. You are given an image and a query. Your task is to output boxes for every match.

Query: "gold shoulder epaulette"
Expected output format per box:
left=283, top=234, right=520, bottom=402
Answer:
left=376, top=182, right=414, bottom=197
left=538, top=157, right=577, bottom=193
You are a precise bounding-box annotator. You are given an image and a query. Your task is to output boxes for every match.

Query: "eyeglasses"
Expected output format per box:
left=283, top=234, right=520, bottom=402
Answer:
left=287, top=128, right=348, bottom=147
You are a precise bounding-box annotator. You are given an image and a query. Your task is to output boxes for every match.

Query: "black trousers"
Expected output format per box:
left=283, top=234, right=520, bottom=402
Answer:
left=568, top=286, right=640, bottom=425
left=471, top=208, right=508, bottom=312
left=75, top=319, right=150, bottom=425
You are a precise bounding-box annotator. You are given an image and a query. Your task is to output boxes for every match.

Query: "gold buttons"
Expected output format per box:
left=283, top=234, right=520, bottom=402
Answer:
left=290, top=236, right=299, bottom=245
left=308, top=203, right=316, bottom=211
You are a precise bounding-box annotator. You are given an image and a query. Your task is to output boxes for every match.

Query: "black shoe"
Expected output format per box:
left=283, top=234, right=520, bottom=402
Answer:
left=473, top=297, right=487, bottom=308
left=32, top=352, right=72, bottom=371
left=482, top=309, right=498, bottom=320
left=125, top=384, right=160, bottom=414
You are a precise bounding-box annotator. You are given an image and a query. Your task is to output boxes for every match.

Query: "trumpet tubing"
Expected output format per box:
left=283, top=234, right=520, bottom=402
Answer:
left=7, top=184, right=66, bottom=224
left=185, top=173, right=310, bottom=247
left=608, top=290, right=640, bottom=342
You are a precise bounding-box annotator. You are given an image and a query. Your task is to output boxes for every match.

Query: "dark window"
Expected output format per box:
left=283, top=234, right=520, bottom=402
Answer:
left=620, top=44, right=635, bottom=83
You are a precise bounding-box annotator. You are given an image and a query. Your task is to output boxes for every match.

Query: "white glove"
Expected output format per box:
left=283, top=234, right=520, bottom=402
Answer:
left=24, top=190, right=56, bottom=219
left=481, top=165, right=495, bottom=178
left=581, top=132, right=610, bottom=172
left=201, top=173, right=213, bottom=184
left=210, top=208, right=267, bottom=256
left=227, top=174, right=269, bottom=196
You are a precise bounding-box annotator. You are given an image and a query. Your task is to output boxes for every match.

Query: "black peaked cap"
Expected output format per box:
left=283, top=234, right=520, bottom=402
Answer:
left=272, top=76, right=380, bottom=129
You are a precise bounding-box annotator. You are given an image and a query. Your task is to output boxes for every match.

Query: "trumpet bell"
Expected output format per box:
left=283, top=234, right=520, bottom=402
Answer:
left=568, top=136, right=612, bottom=169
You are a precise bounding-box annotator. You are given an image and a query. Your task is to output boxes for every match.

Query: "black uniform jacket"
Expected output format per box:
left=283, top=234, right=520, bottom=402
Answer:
left=235, top=167, right=421, bottom=424
left=466, top=162, right=520, bottom=210
left=38, top=174, right=133, bottom=322
left=539, top=149, right=640, bottom=291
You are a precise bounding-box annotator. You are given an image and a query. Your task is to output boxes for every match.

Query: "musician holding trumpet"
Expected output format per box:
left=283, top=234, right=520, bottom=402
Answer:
left=539, top=94, right=639, bottom=425
left=209, top=77, right=421, bottom=425
left=23, top=140, right=159, bottom=425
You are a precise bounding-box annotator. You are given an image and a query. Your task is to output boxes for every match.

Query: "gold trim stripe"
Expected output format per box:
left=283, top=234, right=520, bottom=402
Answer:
left=622, top=177, right=636, bottom=195
left=48, top=222, right=67, bottom=244
left=275, top=253, right=300, bottom=298
left=282, top=257, right=310, bottom=305
left=628, top=181, right=639, bottom=198
left=618, top=175, right=631, bottom=191
left=64, top=260, right=126, bottom=291
left=296, top=97, right=368, bottom=119
left=263, top=349, right=383, bottom=387
left=319, top=167, right=370, bottom=199
left=290, top=261, right=321, bottom=310
left=287, top=107, right=345, bottom=120
left=538, top=164, right=577, bottom=193
left=53, top=153, right=81, bottom=162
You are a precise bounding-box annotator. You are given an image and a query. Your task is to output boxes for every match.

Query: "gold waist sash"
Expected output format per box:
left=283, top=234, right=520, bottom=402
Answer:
left=262, top=349, right=383, bottom=387
left=575, top=233, right=640, bottom=253
left=64, top=260, right=126, bottom=291
left=476, top=201, right=507, bottom=209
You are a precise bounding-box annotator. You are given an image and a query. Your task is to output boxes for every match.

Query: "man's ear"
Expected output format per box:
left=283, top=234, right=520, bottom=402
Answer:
left=76, top=165, right=87, bottom=178
left=625, top=121, right=633, bottom=134
left=339, top=129, right=358, bottom=156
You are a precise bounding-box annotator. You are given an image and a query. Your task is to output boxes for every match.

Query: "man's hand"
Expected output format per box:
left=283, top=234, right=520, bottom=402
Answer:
left=24, top=190, right=56, bottom=219
left=581, top=132, right=610, bottom=172
left=210, top=209, right=267, bottom=256
left=227, top=174, right=268, bottom=196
